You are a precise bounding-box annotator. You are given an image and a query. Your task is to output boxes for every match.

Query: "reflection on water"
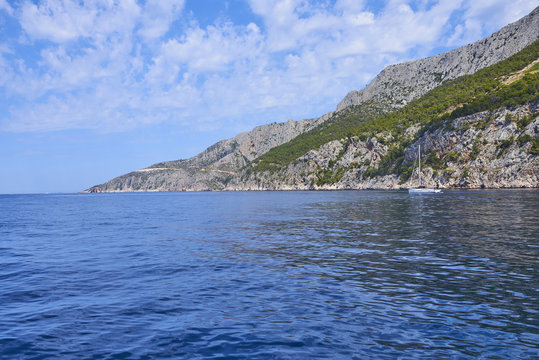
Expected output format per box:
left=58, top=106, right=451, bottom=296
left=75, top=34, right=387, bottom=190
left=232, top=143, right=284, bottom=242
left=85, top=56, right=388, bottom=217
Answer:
left=0, top=190, right=538, bottom=359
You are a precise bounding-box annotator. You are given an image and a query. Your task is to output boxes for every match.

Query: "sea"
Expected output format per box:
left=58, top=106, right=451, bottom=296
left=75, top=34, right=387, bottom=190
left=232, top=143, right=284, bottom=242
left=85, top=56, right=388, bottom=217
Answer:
left=0, top=190, right=538, bottom=359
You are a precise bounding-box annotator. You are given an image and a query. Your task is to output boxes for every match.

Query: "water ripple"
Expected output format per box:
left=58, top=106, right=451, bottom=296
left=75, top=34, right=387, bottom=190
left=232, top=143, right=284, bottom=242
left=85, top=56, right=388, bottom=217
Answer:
left=0, top=190, right=538, bottom=359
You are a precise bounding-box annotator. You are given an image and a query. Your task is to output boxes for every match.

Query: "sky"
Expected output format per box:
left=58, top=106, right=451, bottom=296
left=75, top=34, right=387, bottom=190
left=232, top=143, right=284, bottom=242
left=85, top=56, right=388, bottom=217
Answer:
left=0, top=0, right=537, bottom=193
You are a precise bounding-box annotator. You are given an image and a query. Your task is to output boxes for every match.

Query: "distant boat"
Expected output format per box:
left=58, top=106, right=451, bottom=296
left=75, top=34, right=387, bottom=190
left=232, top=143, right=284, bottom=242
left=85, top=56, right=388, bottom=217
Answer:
left=409, top=144, right=441, bottom=193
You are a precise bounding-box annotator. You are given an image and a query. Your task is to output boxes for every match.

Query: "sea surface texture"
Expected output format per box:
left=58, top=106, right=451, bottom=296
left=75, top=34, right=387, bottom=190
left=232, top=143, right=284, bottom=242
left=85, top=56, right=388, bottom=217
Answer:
left=1, top=190, right=538, bottom=359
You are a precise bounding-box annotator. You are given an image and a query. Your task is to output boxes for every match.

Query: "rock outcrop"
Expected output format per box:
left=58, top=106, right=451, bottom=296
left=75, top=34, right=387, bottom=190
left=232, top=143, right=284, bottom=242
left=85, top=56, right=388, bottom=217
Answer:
left=226, top=103, right=538, bottom=190
left=86, top=7, right=539, bottom=193
left=88, top=114, right=332, bottom=192
left=336, top=6, right=539, bottom=111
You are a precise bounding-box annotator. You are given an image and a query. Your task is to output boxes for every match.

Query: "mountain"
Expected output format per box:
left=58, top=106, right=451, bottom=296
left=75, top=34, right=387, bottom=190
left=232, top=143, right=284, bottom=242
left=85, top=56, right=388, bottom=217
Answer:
left=336, top=6, right=539, bottom=112
left=87, top=114, right=332, bottom=192
left=87, top=7, right=539, bottom=193
left=243, top=40, right=538, bottom=190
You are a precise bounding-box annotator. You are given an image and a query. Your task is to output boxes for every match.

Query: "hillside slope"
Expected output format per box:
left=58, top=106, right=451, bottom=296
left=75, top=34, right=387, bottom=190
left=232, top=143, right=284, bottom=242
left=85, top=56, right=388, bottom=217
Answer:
left=336, top=6, right=539, bottom=111
left=87, top=7, right=539, bottom=193
left=87, top=114, right=332, bottom=192
left=237, top=41, right=538, bottom=190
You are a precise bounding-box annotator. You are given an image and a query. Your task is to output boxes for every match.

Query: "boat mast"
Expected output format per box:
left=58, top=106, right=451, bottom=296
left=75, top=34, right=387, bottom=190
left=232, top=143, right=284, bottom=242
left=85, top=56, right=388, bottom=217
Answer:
left=418, top=144, right=422, bottom=187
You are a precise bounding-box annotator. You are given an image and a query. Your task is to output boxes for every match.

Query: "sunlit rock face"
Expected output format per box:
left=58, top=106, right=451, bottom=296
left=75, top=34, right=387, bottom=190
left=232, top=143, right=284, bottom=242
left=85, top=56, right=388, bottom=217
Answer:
left=336, top=7, right=539, bottom=112
left=86, top=8, right=539, bottom=193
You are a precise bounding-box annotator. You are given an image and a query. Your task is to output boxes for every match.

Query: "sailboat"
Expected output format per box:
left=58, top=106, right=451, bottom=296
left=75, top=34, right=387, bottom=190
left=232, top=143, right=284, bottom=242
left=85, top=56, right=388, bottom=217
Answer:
left=408, top=144, right=441, bottom=193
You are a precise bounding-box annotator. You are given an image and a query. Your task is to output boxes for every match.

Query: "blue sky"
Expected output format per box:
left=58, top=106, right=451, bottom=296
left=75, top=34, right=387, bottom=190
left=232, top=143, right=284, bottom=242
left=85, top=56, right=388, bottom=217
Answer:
left=0, top=0, right=537, bottom=193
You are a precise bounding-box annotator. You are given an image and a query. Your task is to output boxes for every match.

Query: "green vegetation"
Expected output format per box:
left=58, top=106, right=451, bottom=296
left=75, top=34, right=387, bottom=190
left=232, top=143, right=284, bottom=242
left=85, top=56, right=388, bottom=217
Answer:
left=527, top=61, right=539, bottom=72
left=251, top=40, right=539, bottom=178
left=531, top=137, right=539, bottom=155
left=517, top=112, right=539, bottom=131
left=425, top=151, right=445, bottom=170
left=505, top=113, right=514, bottom=122
left=362, top=144, right=411, bottom=179
left=470, top=144, right=481, bottom=160
left=517, top=134, right=532, bottom=145
left=499, top=136, right=514, bottom=150
left=445, top=151, right=460, bottom=163
left=443, top=169, right=455, bottom=178
left=250, top=100, right=388, bottom=172
left=316, top=165, right=346, bottom=185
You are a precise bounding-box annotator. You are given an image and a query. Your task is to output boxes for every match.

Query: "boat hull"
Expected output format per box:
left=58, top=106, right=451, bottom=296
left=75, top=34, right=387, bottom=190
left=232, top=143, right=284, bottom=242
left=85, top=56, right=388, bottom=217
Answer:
left=408, top=188, right=442, bottom=193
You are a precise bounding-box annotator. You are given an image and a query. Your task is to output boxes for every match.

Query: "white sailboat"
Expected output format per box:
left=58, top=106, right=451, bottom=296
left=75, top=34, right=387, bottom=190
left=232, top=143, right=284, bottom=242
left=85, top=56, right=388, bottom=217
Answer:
left=408, top=144, right=441, bottom=193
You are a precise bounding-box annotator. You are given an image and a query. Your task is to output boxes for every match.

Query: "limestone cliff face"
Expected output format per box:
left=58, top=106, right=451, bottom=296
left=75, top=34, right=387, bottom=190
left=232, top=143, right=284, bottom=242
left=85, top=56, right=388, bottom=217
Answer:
left=226, top=103, right=538, bottom=190
left=87, top=114, right=332, bottom=192
left=87, top=7, right=539, bottom=193
left=336, top=6, right=539, bottom=111
left=90, top=103, right=538, bottom=193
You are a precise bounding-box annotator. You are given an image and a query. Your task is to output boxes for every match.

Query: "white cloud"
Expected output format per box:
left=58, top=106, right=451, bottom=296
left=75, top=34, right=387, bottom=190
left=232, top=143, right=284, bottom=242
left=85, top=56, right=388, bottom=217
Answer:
left=0, top=0, right=537, bottom=133
left=447, top=0, right=538, bottom=46
left=20, top=0, right=99, bottom=43
left=0, top=0, right=13, bottom=15
left=335, top=0, right=367, bottom=13
left=138, top=0, right=185, bottom=41
left=156, top=21, right=263, bottom=73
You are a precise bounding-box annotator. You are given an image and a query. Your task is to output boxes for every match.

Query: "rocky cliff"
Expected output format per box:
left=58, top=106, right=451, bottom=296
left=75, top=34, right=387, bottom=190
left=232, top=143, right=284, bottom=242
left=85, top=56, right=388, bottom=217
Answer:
left=87, top=7, right=539, bottom=193
left=88, top=113, right=332, bottom=192
left=336, top=6, right=539, bottom=111
left=227, top=103, right=538, bottom=190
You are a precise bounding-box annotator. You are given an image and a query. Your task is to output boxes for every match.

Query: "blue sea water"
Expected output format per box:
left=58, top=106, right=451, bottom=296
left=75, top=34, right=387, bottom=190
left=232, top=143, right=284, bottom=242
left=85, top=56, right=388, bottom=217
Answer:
left=0, top=190, right=538, bottom=359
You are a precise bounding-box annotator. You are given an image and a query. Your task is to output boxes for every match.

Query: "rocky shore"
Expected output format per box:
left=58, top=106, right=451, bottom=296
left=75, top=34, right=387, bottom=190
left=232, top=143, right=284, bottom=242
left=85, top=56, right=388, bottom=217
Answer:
left=86, top=7, right=539, bottom=193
